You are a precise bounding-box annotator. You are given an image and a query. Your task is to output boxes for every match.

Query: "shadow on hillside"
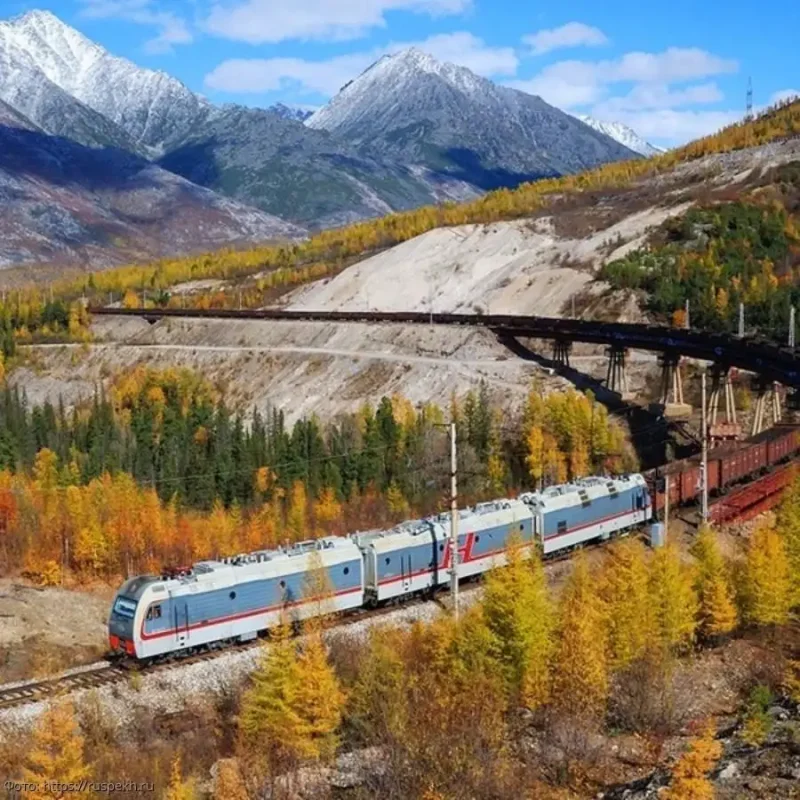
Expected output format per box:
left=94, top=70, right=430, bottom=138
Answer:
left=440, top=147, right=554, bottom=191
left=158, top=140, right=222, bottom=189
left=494, top=333, right=700, bottom=471
left=0, top=124, right=162, bottom=191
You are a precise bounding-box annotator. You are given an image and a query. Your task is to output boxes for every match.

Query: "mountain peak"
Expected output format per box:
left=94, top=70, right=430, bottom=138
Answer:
left=576, top=115, right=663, bottom=157
left=0, top=8, right=207, bottom=150
left=8, top=7, right=100, bottom=49
left=12, top=8, right=66, bottom=26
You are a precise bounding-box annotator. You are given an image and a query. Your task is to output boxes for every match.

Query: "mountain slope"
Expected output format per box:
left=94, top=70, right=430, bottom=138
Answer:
left=0, top=13, right=143, bottom=152
left=0, top=10, right=207, bottom=152
left=307, top=48, right=638, bottom=189
left=158, top=104, right=475, bottom=228
left=269, top=103, right=315, bottom=123
left=577, top=116, right=664, bottom=157
left=0, top=100, right=303, bottom=270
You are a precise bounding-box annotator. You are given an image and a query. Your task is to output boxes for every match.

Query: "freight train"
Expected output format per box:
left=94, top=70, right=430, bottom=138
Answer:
left=645, top=424, right=800, bottom=511
left=108, top=425, right=800, bottom=663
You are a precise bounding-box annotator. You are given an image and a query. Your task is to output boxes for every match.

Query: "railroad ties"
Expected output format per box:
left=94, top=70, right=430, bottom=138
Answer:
left=0, top=665, right=129, bottom=711
left=0, top=592, right=445, bottom=713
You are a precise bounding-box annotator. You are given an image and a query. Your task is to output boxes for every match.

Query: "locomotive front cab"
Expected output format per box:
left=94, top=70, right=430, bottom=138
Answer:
left=108, top=575, right=158, bottom=658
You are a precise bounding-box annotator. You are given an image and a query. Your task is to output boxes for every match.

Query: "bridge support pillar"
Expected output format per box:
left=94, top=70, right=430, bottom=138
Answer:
left=750, top=378, right=783, bottom=436
left=605, top=346, right=633, bottom=400
left=657, top=353, right=692, bottom=419
left=708, top=365, right=741, bottom=441
left=551, top=339, right=572, bottom=368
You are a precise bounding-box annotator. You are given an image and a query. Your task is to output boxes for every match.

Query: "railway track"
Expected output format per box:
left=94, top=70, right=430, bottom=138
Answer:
left=0, top=664, right=129, bottom=711
left=0, top=592, right=449, bottom=713
left=2, top=455, right=797, bottom=714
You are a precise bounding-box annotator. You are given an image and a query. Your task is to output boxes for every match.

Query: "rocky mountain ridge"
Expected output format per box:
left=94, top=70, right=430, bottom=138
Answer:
left=0, top=9, right=650, bottom=268
left=306, top=48, right=639, bottom=190
left=577, top=115, right=664, bottom=157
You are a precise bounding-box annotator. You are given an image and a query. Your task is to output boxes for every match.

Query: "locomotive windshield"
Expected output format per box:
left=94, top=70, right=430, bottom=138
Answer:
left=113, top=596, right=137, bottom=618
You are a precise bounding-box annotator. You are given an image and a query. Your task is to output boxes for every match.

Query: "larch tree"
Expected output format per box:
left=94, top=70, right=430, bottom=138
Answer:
left=661, top=720, right=722, bottom=800
left=481, top=535, right=553, bottom=708
left=774, top=471, right=800, bottom=608
left=649, top=544, right=698, bottom=653
left=551, top=554, right=609, bottom=716
left=690, top=525, right=737, bottom=639
left=237, top=616, right=307, bottom=774
left=525, top=425, right=545, bottom=489
left=22, top=700, right=90, bottom=798
left=740, top=520, right=792, bottom=627
left=600, top=538, right=653, bottom=669
left=303, top=548, right=336, bottom=626
left=286, top=480, right=308, bottom=542
left=212, top=758, right=249, bottom=800
left=163, top=754, right=197, bottom=800
left=293, top=628, right=347, bottom=762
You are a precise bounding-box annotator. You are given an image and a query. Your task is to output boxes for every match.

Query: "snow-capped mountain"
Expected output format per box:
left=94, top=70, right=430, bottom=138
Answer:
left=0, top=10, right=208, bottom=151
left=576, top=116, right=663, bottom=157
left=307, top=48, right=637, bottom=189
left=0, top=97, right=304, bottom=270
left=0, top=11, right=646, bottom=262
left=0, top=12, right=142, bottom=151
left=269, top=103, right=315, bottom=123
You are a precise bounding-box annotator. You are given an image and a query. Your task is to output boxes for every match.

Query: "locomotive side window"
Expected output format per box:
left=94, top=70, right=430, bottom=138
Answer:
left=557, top=520, right=567, bottom=535
left=146, top=604, right=162, bottom=621
left=636, top=493, right=644, bottom=509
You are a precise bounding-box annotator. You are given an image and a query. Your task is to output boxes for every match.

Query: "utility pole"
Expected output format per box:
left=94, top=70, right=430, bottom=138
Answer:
left=746, top=76, right=754, bottom=121
left=685, top=299, right=690, bottom=329
left=663, top=472, right=670, bottom=544
left=449, top=421, right=459, bottom=621
left=738, top=303, right=745, bottom=337
left=701, top=371, right=709, bottom=524
left=790, top=306, right=796, bottom=349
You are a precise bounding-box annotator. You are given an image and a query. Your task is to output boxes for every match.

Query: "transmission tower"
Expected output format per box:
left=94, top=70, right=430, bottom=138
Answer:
left=746, top=77, right=753, bottom=120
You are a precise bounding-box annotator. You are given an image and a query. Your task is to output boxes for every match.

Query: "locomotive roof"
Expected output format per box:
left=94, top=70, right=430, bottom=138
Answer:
left=520, top=474, right=646, bottom=511
left=122, top=536, right=361, bottom=594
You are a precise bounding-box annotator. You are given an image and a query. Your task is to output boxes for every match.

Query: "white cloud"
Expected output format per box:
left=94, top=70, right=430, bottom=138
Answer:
left=79, top=0, right=192, bottom=53
left=523, top=22, right=608, bottom=56
left=204, top=32, right=517, bottom=96
left=607, top=48, right=737, bottom=84
left=771, top=89, right=800, bottom=105
left=509, top=73, right=604, bottom=108
left=605, top=108, right=740, bottom=143
left=509, top=48, right=737, bottom=110
left=204, top=0, right=471, bottom=45
left=593, top=82, right=723, bottom=115
left=206, top=54, right=374, bottom=96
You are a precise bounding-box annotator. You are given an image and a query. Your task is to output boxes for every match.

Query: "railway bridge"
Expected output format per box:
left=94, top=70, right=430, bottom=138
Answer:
left=89, top=307, right=800, bottom=435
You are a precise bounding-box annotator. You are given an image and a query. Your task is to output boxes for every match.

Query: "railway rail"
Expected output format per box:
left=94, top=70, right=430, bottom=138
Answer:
left=2, top=444, right=795, bottom=714
left=0, top=591, right=449, bottom=713
left=88, top=307, right=800, bottom=388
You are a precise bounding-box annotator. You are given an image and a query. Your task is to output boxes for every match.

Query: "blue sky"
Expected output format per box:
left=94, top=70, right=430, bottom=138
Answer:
left=6, top=0, right=800, bottom=146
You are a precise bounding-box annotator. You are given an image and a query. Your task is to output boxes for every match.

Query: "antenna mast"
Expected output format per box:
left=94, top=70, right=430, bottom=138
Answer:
left=746, top=77, right=753, bottom=120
